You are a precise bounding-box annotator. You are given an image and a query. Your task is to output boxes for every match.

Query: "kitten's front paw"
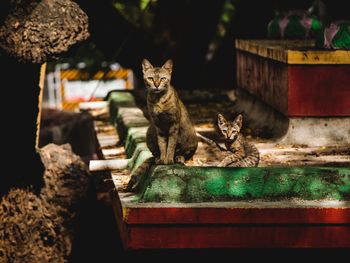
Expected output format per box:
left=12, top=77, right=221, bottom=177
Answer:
left=175, top=156, right=185, bottom=164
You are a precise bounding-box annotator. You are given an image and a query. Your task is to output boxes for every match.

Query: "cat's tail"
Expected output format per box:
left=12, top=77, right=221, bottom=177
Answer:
left=196, top=132, right=226, bottom=151
left=126, top=157, right=155, bottom=192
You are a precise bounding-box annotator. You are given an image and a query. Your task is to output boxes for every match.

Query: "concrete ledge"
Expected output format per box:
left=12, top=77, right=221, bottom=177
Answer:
left=108, top=91, right=350, bottom=202
left=139, top=166, right=350, bottom=202
left=279, top=117, right=350, bottom=146
left=104, top=89, right=350, bottom=249
left=116, top=108, right=148, bottom=146
left=108, top=91, right=137, bottom=124
left=124, top=127, right=148, bottom=158
left=127, top=142, right=152, bottom=175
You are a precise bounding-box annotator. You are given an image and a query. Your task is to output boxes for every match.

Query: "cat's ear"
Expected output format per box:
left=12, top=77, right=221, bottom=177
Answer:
left=162, top=59, right=173, bottom=73
left=217, top=114, right=227, bottom=128
left=142, top=59, right=153, bottom=73
left=234, top=114, right=243, bottom=129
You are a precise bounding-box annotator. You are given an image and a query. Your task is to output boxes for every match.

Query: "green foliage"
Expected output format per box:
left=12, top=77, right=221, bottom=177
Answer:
left=207, top=0, right=236, bottom=60
left=112, top=0, right=154, bottom=29
left=221, top=0, right=236, bottom=25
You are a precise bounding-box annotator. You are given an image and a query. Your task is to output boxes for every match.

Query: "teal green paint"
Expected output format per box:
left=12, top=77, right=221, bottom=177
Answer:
left=125, top=127, right=148, bottom=158
left=140, top=166, right=350, bottom=202
left=141, top=165, right=187, bottom=202
left=205, top=177, right=227, bottom=196
left=262, top=173, right=297, bottom=197
left=311, top=18, right=322, bottom=32
left=129, top=149, right=153, bottom=172
left=118, top=109, right=149, bottom=128
left=127, top=142, right=151, bottom=170
left=331, top=21, right=350, bottom=49
left=116, top=107, right=149, bottom=143
left=108, top=91, right=136, bottom=124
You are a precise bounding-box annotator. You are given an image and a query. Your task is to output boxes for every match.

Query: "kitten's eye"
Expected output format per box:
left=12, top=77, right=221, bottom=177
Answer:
left=147, top=77, right=153, bottom=81
left=160, top=77, right=166, bottom=81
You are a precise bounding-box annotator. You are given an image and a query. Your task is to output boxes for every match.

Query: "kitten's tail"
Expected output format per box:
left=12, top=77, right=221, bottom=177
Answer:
left=126, top=157, right=155, bottom=191
left=238, top=143, right=260, bottom=167
left=196, top=132, right=226, bottom=151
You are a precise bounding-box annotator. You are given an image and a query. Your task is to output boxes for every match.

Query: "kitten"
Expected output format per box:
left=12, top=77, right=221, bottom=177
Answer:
left=126, top=59, right=198, bottom=191
left=216, top=114, right=259, bottom=167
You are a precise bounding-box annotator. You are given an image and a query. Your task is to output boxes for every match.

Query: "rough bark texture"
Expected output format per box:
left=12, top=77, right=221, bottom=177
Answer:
left=0, top=144, right=90, bottom=263
left=0, top=0, right=89, bottom=63
left=39, top=109, right=98, bottom=161
left=39, top=143, right=90, bottom=212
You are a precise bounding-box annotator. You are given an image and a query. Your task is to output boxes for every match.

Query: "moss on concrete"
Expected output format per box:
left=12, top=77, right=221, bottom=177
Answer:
left=108, top=91, right=136, bottom=124
left=116, top=107, right=149, bottom=144
left=141, top=166, right=350, bottom=202
left=124, top=127, right=148, bottom=158
left=127, top=144, right=153, bottom=172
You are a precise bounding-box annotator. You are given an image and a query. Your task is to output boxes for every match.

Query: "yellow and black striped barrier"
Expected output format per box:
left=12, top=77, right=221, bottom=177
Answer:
left=59, top=68, right=133, bottom=111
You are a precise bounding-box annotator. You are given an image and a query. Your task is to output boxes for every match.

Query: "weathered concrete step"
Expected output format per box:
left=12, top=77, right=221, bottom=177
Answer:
left=139, top=165, right=350, bottom=202
left=116, top=107, right=149, bottom=147
left=124, top=127, right=148, bottom=158
left=108, top=91, right=137, bottom=124
left=278, top=117, right=350, bottom=146
left=101, top=90, right=350, bottom=249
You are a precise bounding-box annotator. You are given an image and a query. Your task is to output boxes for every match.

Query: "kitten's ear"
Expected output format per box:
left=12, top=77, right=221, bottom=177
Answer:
left=234, top=114, right=243, bottom=129
left=217, top=114, right=227, bottom=128
left=142, top=59, right=153, bottom=73
left=162, top=59, right=173, bottom=73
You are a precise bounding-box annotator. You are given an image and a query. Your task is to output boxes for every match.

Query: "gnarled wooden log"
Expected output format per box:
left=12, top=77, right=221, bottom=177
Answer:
left=0, top=0, right=89, bottom=63
left=0, top=144, right=90, bottom=262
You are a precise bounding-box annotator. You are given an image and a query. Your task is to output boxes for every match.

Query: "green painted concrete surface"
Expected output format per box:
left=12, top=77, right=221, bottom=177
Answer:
left=127, top=142, right=152, bottom=171
left=115, top=107, right=149, bottom=144
left=140, top=166, right=350, bottom=202
left=108, top=91, right=137, bottom=124
left=125, top=127, right=148, bottom=158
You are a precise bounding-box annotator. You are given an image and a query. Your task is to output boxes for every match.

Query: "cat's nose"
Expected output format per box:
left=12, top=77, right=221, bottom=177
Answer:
left=154, top=82, right=160, bottom=88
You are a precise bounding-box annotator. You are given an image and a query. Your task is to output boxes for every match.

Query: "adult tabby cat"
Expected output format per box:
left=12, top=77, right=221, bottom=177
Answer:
left=215, top=113, right=259, bottom=167
left=127, top=59, right=198, bottom=191
left=143, top=58, right=198, bottom=164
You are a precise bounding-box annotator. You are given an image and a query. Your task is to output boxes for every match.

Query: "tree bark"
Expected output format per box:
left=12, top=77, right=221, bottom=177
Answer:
left=0, top=0, right=89, bottom=63
left=0, top=144, right=90, bottom=262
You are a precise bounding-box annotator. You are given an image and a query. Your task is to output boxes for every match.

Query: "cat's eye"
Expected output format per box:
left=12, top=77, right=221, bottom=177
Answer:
left=147, top=77, right=153, bottom=81
left=160, top=77, right=166, bottom=81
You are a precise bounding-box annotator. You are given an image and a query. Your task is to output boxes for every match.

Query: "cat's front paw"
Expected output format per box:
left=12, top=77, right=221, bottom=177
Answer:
left=155, top=158, right=164, bottom=165
left=163, top=158, right=174, bottom=165
left=217, top=162, right=226, bottom=167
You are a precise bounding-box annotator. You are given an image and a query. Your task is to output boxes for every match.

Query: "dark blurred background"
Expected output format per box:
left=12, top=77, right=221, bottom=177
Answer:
left=67, top=0, right=348, bottom=92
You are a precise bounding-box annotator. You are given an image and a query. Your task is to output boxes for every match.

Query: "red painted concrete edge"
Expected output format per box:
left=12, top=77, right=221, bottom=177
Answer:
left=123, top=207, right=350, bottom=225
left=110, top=190, right=130, bottom=250
left=128, top=225, right=350, bottom=249
left=111, top=192, right=350, bottom=249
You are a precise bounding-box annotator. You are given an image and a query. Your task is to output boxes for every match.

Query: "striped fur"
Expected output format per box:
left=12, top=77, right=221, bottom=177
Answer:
left=143, top=59, right=198, bottom=165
